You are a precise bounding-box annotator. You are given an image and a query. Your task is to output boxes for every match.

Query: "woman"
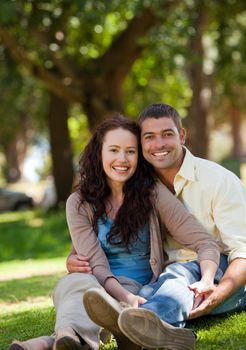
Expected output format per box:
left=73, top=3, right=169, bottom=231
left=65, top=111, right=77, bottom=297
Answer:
left=10, top=115, right=219, bottom=350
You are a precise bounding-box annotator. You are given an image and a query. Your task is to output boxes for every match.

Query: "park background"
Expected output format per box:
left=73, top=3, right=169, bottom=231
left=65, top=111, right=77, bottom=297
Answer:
left=0, top=1, right=246, bottom=349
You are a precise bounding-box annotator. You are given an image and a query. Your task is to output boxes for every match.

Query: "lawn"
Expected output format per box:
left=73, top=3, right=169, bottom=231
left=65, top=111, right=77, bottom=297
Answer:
left=0, top=210, right=245, bottom=350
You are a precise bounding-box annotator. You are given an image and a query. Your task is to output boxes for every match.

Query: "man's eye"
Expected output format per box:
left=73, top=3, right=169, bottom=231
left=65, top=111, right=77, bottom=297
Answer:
left=145, top=135, right=153, bottom=140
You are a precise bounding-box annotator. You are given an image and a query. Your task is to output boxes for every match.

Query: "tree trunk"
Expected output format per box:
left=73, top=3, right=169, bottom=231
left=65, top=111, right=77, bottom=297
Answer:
left=2, top=138, right=22, bottom=183
left=185, top=1, right=211, bottom=158
left=47, top=92, right=74, bottom=206
left=2, top=116, right=30, bottom=183
left=83, top=75, right=124, bottom=130
left=229, top=103, right=243, bottom=158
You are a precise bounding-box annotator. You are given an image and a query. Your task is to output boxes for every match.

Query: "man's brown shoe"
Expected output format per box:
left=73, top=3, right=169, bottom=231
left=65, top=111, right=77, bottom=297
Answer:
left=118, top=307, right=196, bottom=350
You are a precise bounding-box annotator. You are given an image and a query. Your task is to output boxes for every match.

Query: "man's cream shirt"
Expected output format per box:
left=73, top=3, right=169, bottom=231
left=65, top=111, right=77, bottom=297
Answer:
left=164, top=147, right=246, bottom=263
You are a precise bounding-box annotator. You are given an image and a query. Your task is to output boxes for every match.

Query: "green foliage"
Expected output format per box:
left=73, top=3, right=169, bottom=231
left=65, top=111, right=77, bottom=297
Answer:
left=68, top=104, right=91, bottom=158
left=0, top=0, right=246, bottom=176
left=0, top=52, right=47, bottom=143
left=0, top=1, right=18, bottom=25
left=0, top=210, right=70, bottom=261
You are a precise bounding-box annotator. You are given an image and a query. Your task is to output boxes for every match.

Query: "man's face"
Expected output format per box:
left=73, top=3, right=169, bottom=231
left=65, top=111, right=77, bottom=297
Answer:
left=140, top=116, right=185, bottom=171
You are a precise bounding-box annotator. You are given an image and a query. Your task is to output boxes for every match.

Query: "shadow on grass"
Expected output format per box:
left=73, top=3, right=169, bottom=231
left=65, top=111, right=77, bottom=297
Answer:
left=0, top=210, right=71, bottom=261
left=0, top=273, right=64, bottom=303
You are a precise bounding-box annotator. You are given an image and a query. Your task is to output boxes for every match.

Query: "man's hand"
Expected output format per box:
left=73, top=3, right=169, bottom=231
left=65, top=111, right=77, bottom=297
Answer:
left=189, top=286, right=222, bottom=318
left=189, top=281, right=216, bottom=311
left=66, top=254, right=92, bottom=273
left=189, top=258, right=246, bottom=319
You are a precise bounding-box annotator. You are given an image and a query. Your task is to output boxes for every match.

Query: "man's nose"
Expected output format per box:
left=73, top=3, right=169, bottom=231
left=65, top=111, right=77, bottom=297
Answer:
left=154, top=136, right=165, bottom=149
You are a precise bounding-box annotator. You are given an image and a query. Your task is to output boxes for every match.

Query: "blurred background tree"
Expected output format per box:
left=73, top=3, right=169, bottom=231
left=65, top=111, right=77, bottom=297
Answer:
left=0, top=0, right=245, bottom=205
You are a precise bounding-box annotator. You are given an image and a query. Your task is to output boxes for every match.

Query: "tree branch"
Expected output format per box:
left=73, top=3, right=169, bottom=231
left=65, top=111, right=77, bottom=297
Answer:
left=30, top=28, right=81, bottom=84
left=26, top=1, right=81, bottom=84
left=0, top=27, right=84, bottom=103
left=98, top=0, right=180, bottom=80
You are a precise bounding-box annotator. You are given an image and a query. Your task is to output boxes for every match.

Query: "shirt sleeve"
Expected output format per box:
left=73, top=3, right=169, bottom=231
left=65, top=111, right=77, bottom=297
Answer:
left=154, top=183, right=220, bottom=265
left=212, top=172, right=246, bottom=262
left=66, top=192, right=116, bottom=285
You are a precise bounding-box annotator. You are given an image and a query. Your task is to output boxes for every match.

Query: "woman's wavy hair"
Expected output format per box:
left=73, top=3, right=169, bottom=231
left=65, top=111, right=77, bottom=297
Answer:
left=76, top=114, right=156, bottom=248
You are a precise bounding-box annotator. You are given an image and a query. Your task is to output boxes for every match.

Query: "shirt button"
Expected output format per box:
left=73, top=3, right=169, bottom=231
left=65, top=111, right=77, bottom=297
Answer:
left=150, top=258, right=157, bottom=265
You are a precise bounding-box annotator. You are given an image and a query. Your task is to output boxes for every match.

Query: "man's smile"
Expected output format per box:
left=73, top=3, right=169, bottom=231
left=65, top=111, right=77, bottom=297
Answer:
left=152, top=151, right=169, bottom=157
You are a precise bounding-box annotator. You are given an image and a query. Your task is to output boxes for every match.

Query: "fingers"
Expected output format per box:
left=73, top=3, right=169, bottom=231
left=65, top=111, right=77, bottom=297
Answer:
left=189, top=282, right=215, bottom=294
left=192, top=294, right=204, bottom=309
left=138, top=297, right=147, bottom=305
left=66, top=254, right=92, bottom=273
left=76, top=255, right=89, bottom=261
left=189, top=298, right=212, bottom=319
left=68, top=266, right=92, bottom=273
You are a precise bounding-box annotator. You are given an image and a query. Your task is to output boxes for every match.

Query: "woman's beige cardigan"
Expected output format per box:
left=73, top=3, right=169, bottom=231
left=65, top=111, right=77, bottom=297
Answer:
left=66, top=182, right=220, bottom=286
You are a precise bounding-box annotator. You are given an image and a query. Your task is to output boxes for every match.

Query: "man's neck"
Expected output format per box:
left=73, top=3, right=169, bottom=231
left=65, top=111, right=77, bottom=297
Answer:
left=155, top=168, right=177, bottom=194
left=155, top=148, right=185, bottom=194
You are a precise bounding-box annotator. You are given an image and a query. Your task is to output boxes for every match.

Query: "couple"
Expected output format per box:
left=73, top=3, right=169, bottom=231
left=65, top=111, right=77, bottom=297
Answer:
left=10, top=103, right=246, bottom=350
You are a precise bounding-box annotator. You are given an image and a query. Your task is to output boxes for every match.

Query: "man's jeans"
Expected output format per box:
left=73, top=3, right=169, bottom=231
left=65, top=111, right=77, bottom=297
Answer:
left=138, top=255, right=246, bottom=327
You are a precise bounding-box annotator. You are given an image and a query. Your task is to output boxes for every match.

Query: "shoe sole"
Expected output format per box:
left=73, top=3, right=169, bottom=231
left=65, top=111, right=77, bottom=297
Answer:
left=118, top=308, right=196, bottom=350
left=83, top=288, right=141, bottom=350
left=55, top=336, right=83, bottom=350
left=8, top=345, right=24, bottom=350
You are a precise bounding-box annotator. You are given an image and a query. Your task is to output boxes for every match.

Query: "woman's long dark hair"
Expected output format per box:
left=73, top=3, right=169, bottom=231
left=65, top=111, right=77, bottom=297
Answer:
left=76, top=115, right=156, bottom=248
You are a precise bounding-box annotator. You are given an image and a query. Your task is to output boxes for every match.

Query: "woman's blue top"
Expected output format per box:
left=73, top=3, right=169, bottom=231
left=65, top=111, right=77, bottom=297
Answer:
left=98, top=217, right=152, bottom=285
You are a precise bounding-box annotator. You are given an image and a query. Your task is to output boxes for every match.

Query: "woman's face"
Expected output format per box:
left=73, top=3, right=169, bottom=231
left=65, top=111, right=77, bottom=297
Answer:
left=101, top=128, right=138, bottom=186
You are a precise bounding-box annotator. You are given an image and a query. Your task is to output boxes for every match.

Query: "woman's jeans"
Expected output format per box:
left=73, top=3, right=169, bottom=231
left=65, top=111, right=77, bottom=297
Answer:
left=138, top=255, right=246, bottom=327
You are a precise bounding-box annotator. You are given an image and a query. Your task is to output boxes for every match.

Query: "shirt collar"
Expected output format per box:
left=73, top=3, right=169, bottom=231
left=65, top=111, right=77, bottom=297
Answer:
left=176, top=147, right=196, bottom=183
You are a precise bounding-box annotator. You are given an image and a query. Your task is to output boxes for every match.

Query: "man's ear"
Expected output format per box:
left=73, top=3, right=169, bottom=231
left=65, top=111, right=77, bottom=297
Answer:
left=180, top=128, right=186, bottom=145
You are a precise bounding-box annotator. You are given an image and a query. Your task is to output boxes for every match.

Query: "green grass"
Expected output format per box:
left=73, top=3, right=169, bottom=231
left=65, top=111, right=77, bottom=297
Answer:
left=0, top=210, right=245, bottom=350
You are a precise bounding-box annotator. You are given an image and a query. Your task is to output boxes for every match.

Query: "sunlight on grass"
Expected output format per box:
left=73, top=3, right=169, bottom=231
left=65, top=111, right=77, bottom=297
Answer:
left=0, top=210, right=35, bottom=223
left=189, top=312, right=246, bottom=349
left=0, top=257, right=66, bottom=280
left=1, top=298, right=53, bottom=314
left=0, top=272, right=64, bottom=304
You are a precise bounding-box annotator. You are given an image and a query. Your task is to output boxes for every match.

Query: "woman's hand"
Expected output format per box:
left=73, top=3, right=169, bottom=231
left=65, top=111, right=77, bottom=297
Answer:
left=124, top=293, right=147, bottom=308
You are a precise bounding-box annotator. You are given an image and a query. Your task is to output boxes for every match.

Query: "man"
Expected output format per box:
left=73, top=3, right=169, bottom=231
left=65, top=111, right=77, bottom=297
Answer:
left=68, top=103, right=246, bottom=348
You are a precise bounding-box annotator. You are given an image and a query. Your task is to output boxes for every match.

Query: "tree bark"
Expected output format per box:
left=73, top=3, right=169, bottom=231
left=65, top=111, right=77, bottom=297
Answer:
left=229, top=103, right=243, bottom=158
left=2, top=138, right=22, bottom=183
left=47, top=92, right=74, bottom=205
left=1, top=114, right=31, bottom=183
left=82, top=75, right=124, bottom=130
left=185, top=1, right=211, bottom=158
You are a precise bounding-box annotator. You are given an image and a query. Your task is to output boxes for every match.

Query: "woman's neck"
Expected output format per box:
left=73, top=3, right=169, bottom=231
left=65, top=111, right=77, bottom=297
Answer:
left=106, top=181, right=124, bottom=219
